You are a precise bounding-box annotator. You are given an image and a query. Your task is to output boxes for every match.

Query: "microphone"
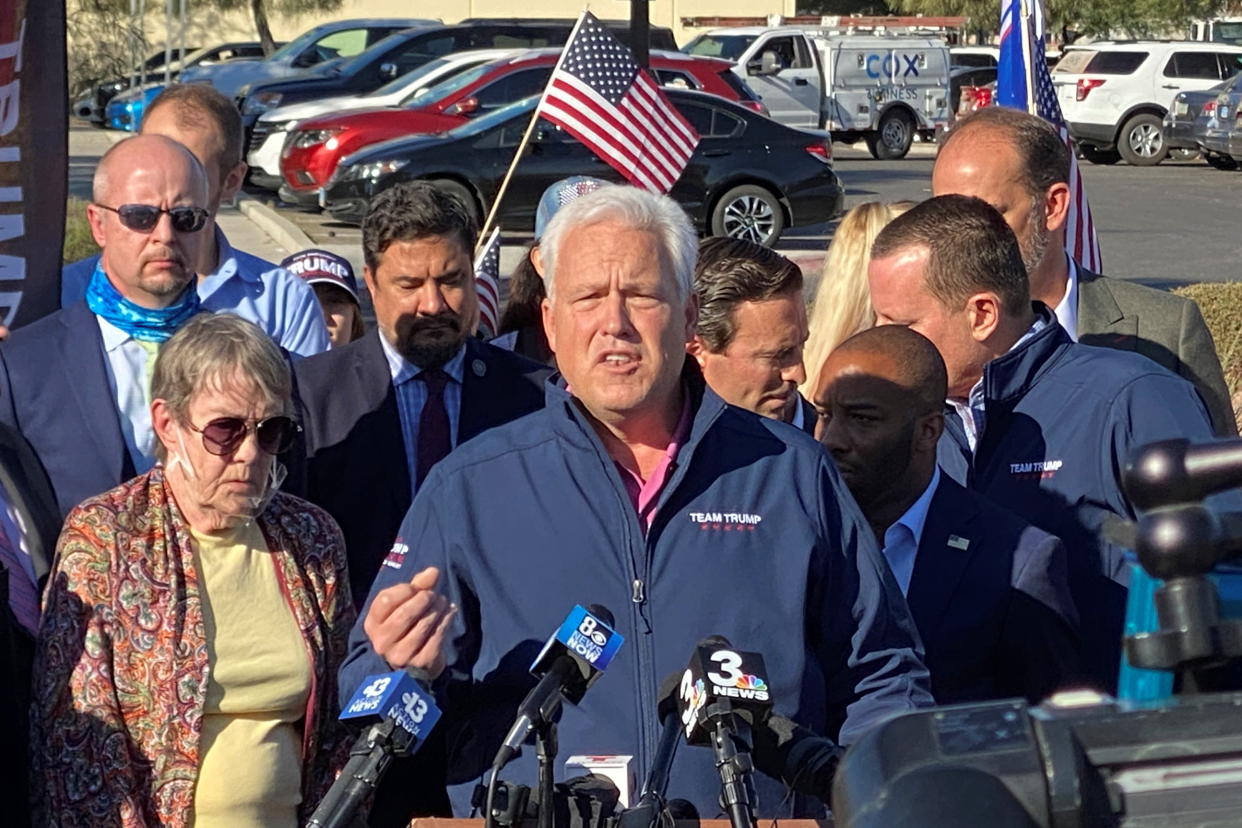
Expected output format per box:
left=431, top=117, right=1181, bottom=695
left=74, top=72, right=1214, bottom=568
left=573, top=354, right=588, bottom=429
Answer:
left=307, top=669, right=441, bottom=828
left=751, top=712, right=842, bottom=802
left=616, top=673, right=684, bottom=828
left=493, top=603, right=624, bottom=770
left=677, top=635, right=773, bottom=828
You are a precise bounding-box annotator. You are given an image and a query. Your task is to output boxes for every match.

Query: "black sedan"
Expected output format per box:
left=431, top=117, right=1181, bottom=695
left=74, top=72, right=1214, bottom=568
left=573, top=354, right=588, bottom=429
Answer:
left=317, top=89, right=844, bottom=247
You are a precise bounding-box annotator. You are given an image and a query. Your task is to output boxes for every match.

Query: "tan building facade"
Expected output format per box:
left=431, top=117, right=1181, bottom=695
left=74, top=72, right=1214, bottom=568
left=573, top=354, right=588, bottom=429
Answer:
left=102, top=0, right=798, bottom=55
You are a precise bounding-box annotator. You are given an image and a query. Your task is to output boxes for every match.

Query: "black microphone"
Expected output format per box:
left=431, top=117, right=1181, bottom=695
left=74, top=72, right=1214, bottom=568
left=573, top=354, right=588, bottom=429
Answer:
left=677, top=635, right=773, bottom=828
left=616, top=673, right=684, bottom=828
left=308, top=668, right=441, bottom=828
left=492, top=603, right=624, bottom=770
left=751, top=712, right=842, bottom=802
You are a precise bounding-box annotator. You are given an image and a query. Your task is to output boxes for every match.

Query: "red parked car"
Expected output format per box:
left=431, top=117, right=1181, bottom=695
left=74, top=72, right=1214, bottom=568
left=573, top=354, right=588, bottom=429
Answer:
left=278, top=48, right=766, bottom=204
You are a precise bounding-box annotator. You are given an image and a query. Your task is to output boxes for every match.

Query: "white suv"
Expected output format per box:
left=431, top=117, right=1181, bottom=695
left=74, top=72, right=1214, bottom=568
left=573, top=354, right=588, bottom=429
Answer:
left=1052, top=41, right=1242, bottom=165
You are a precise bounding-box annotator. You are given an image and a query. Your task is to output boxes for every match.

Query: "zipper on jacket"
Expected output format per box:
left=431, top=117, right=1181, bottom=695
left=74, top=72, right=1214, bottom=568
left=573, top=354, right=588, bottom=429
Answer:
left=631, top=578, right=645, bottom=604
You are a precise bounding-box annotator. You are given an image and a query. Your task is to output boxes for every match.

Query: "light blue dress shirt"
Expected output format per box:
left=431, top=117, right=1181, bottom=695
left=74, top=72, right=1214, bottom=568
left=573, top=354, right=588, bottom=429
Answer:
left=880, top=466, right=942, bottom=597
left=378, top=332, right=465, bottom=497
left=63, top=226, right=330, bottom=358
left=96, top=316, right=158, bottom=473
left=949, top=314, right=1051, bottom=453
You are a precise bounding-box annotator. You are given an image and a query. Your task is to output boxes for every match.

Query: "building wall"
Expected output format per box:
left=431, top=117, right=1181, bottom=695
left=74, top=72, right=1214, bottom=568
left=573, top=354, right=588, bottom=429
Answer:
left=76, top=0, right=795, bottom=56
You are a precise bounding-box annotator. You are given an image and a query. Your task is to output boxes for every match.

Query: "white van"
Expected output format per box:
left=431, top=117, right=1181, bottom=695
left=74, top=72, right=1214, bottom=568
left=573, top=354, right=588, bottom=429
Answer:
left=684, top=27, right=952, bottom=158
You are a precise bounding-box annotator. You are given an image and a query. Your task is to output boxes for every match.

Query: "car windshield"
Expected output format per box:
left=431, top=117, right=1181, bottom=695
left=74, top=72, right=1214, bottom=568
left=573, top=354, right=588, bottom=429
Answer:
left=403, top=63, right=495, bottom=108
left=683, top=35, right=756, bottom=61
left=1212, top=22, right=1242, bottom=44
left=268, top=28, right=325, bottom=63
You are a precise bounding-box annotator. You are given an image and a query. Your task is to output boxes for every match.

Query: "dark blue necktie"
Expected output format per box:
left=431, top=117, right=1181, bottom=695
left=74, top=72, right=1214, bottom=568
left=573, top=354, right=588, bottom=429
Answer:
left=416, top=368, right=451, bottom=488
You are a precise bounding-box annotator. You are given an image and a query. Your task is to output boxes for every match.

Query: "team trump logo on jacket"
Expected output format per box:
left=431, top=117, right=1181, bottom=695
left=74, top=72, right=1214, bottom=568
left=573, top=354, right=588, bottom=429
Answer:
left=689, top=511, right=763, bottom=532
left=1009, top=459, right=1064, bottom=480
left=383, top=538, right=409, bottom=569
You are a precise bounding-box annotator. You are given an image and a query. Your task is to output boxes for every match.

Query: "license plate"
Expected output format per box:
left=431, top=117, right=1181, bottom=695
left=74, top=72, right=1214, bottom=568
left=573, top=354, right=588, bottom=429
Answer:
left=1219, top=106, right=1231, bottom=120
left=1174, top=100, right=1189, bottom=117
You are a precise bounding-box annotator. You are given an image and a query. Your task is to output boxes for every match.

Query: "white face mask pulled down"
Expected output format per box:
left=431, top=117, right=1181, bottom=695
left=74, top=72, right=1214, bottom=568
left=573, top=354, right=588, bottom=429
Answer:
left=167, top=428, right=289, bottom=520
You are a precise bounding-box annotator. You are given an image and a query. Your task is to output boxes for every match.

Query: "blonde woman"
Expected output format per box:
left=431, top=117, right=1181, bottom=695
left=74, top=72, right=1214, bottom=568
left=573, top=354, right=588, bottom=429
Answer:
left=801, top=201, right=916, bottom=397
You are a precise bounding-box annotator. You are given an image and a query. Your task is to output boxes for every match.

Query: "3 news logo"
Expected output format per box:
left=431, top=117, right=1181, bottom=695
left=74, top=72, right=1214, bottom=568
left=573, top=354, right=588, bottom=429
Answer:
left=554, top=605, right=624, bottom=669
left=679, top=647, right=772, bottom=737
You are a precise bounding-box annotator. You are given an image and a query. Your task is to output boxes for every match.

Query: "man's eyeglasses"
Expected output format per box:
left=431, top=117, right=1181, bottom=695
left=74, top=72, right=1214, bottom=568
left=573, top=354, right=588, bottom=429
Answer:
left=188, top=415, right=301, bottom=457
left=95, top=203, right=210, bottom=234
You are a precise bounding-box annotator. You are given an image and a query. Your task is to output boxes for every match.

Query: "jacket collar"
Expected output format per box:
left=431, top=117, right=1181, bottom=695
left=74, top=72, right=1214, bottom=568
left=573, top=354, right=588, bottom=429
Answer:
left=544, top=358, right=725, bottom=460
left=980, top=303, right=1074, bottom=405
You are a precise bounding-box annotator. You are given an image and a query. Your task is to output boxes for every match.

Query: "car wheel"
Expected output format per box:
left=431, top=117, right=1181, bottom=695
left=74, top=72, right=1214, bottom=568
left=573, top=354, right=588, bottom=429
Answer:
left=867, top=109, right=914, bottom=160
left=710, top=185, right=785, bottom=247
left=1117, top=113, right=1168, bottom=166
left=1079, top=145, right=1120, bottom=165
left=427, top=178, right=482, bottom=227
left=1205, top=152, right=1239, bottom=170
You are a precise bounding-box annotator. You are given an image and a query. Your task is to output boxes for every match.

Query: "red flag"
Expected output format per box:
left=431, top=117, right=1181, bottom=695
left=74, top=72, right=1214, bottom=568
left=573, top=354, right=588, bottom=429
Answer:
left=537, top=11, right=698, bottom=193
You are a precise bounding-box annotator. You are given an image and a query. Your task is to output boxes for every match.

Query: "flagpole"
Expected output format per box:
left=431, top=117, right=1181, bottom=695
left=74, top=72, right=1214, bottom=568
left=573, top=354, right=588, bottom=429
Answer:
left=1018, top=0, right=1037, bottom=115
left=476, top=10, right=593, bottom=251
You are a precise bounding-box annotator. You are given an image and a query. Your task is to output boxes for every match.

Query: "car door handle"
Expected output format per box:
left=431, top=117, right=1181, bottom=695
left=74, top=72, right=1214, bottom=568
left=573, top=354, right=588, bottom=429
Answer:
left=702, top=148, right=731, bottom=157
left=1161, top=84, right=1180, bottom=89
left=794, top=77, right=809, bottom=86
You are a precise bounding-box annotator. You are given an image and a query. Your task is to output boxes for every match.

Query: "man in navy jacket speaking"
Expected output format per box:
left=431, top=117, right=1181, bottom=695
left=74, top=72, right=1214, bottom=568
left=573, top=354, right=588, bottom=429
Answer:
left=340, top=186, right=933, bottom=819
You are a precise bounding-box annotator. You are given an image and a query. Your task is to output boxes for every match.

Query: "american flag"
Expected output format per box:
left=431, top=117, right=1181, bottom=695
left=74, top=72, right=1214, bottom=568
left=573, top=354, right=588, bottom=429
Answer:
left=537, top=11, right=699, bottom=193
left=473, top=226, right=501, bottom=337
left=997, top=0, right=1102, bottom=272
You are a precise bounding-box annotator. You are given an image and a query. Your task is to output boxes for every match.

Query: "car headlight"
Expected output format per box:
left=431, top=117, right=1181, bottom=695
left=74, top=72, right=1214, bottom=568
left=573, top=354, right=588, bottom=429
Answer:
left=339, top=159, right=408, bottom=181
left=243, top=91, right=283, bottom=115
left=292, top=128, right=343, bottom=149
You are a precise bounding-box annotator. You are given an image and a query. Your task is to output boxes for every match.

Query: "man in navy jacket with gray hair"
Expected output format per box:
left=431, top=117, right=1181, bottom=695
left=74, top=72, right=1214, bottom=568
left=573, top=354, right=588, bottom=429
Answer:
left=340, top=185, right=932, bottom=820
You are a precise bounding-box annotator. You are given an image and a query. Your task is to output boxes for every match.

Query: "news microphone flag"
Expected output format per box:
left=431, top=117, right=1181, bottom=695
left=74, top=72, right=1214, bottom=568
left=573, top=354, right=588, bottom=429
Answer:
left=528, top=603, right=625, bottom=700
left=341, top=670, right=442, bottom=738
left=537, top=11, right=699, bottom=193
left=473, top=225, right=501, bottom=338
left=997, top=0, right=1102, bottom=273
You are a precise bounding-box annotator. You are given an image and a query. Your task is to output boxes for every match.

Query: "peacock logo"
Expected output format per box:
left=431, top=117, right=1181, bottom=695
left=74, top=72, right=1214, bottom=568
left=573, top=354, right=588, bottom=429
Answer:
left=735, top=674, right=767, bottom=691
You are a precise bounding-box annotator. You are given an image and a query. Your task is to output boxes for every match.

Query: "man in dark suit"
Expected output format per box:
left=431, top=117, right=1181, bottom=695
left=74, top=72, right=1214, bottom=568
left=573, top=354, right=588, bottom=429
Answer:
left=292, top=180, right=549, bottom=608
left=933, top=106, right=1235, bottom=436
left=0, top=135, right=211, bottom=517
left=0, top=423, right=62, bottom=827
left=688, top=237, right=813, bottom=431
left=813, top=324, right=1081, bottom=703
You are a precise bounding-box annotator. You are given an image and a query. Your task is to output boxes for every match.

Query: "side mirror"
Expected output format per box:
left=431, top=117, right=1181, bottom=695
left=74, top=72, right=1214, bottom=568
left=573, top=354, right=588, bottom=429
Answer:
left=749, top=51, right=780, bottom=76
left=292, top=51, right=317, bottom=68
left=443, top=96, right=479, bottom=117
left=379, top=62, right=400, bottom=80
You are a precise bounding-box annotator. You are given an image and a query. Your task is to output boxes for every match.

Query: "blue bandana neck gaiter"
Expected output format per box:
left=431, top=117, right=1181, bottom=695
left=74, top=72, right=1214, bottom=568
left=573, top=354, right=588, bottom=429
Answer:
left=85, top=262, right=201, bottom=343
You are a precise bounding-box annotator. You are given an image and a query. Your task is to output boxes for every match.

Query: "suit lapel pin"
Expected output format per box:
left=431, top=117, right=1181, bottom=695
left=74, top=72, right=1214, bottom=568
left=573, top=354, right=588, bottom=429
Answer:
left=948, top=535, right=970, bottom=551
left=472, top=359, right=486, bottom=377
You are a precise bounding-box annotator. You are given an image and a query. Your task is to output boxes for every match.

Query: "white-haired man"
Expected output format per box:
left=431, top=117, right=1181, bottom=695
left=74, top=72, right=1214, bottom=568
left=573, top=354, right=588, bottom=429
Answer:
left=341, top=185, right=932, bottom=820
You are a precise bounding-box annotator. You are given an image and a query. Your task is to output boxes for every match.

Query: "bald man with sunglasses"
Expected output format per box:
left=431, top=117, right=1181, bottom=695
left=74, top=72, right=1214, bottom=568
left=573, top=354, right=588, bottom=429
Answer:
left=0, top=134, right=214, bottom=517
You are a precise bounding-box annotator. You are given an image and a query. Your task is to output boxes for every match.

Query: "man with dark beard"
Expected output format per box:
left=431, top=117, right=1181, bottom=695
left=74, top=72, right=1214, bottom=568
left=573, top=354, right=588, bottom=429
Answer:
left=291, top=182, right=550, bottom=608
left=932, top=106, right=1234, bottom=435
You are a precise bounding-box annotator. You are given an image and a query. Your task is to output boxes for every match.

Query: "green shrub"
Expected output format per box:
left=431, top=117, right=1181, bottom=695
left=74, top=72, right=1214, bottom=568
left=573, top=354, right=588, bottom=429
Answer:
left=63, top=197, right=99, bottom=263
left=1173, top=282, right=1242, bottom=426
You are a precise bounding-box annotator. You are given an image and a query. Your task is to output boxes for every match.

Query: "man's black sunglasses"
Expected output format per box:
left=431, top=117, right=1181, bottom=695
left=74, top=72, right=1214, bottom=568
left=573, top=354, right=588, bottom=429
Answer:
left=96, top=203, right=210, bottom=234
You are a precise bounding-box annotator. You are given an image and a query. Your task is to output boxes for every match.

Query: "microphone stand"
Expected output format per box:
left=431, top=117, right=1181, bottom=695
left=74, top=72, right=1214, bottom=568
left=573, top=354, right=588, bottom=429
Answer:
left=706, top=704, right=757, bottom=828
left=536, top=719, right=559, bottom=828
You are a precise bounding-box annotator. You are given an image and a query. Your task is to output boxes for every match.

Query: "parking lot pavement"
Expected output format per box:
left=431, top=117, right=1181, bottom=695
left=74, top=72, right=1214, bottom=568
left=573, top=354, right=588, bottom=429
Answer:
left=246, top=137, right=1237, bottom=312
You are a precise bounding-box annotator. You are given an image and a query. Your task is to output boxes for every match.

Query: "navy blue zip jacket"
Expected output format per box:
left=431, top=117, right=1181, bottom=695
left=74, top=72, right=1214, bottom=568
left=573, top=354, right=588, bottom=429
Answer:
left=937, top=308, right=1218, bottom=688
left=341, top=368, right=933, bottom=817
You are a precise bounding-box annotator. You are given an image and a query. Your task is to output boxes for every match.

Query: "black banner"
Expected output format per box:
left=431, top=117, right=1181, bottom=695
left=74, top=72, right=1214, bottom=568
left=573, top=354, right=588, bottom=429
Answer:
left=0, top=0, right=66, bottom=329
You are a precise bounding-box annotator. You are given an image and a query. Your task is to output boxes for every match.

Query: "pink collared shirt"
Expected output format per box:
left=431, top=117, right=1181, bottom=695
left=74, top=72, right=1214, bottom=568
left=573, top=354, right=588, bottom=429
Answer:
left=614, top=396, right=693, bottom=531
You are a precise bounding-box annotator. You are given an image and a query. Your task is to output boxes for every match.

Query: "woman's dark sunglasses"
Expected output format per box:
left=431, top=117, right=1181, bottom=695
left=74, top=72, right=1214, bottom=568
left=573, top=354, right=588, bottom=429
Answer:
left=96, top=203, right=210, bottom=234
left=188, top=415, right=300, bottom=457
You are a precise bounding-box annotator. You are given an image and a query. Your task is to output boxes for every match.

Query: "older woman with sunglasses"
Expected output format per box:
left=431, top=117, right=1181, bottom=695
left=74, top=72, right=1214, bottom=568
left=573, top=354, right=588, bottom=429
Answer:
left=32, top=314, right=354, bottom=827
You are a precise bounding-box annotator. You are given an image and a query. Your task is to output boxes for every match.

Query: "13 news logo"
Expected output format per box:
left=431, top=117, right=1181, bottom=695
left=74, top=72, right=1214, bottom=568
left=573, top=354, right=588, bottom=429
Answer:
left=341, top=671, right=441, bottom=736
left=555, top=605, right=624, bottom=669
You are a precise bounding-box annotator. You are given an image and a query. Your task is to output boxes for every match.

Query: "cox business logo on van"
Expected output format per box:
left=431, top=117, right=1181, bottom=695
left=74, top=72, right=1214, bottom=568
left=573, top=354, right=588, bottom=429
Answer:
left=865, top=52, right=922, bottom=79
left=556, top=605, right=625, bottom=669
